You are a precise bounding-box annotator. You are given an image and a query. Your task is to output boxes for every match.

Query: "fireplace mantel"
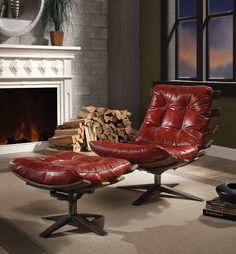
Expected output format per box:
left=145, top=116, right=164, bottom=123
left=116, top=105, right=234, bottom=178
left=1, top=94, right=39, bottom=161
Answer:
left=0, top=44, right=81, bottom=80
left=0, top=44, right=81, bottom=154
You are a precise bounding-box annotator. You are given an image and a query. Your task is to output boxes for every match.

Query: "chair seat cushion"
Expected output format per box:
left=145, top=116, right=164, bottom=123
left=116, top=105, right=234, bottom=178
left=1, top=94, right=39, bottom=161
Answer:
left=89, top=141, right=176, bottom=164
left=90, top=141, right=200, bottom=165
left=9, top=152, right=131, bottom=186
left=162, top=145, right=199, bottom=160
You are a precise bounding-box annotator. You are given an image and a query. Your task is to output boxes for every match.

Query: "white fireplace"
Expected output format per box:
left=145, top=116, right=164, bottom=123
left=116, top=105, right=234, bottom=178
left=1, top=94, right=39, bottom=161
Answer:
left=0, top=44, right=81, bottom=154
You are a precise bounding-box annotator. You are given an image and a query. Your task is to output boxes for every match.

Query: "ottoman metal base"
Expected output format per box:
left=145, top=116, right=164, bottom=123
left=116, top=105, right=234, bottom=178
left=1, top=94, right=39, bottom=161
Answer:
left=39, top=190, right=107, bottom=238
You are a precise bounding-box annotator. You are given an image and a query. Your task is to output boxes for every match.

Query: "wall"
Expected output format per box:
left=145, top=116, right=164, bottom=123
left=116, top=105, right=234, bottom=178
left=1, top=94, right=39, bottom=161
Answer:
left=0, top=0, right=108, bottom=118
left=107, top=0, right=140, bottom=128
left=107, top=0, right=161, bottom=128
left=139, top=0, right=161, bottom=121
left=212, top=97, right=236, bottom=149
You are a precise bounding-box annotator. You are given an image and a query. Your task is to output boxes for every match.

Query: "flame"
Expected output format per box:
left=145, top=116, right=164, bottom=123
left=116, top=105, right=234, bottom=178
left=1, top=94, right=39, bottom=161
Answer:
left=15, top=121, right=39, bottom=142
left=0, top=120, right=40, bottom=144
left=30, top=123, right=40, bottom=142
left=14, top=121, right=25, bottom=141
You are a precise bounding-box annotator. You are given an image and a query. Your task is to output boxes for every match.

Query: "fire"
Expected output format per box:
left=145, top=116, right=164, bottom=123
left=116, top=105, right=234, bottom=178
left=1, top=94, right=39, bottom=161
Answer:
left=0, top=88, right=57, bottom=145
left=0, top=120, right=40, bottom=145
left=14, top=120, right=39, bottom=142
left=14, top=121, right=25, bottom=141
left=30, top=123, right=40, bottom=142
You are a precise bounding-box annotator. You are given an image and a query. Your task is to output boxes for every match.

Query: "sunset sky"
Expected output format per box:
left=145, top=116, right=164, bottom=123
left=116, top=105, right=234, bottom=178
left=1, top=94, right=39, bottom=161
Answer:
left=178, top=0, right=233, bottom=79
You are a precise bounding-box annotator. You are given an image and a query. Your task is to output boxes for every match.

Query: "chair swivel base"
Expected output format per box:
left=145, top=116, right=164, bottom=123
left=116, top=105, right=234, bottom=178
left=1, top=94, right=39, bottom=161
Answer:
left=117, top=174, right=204, bottom=206
left=39, top=190, right=107, bottom=238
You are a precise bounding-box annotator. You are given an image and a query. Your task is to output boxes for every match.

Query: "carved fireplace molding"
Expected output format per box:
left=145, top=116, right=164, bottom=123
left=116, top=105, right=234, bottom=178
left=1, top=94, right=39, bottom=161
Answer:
left=0, top=44, right=81, bottom=154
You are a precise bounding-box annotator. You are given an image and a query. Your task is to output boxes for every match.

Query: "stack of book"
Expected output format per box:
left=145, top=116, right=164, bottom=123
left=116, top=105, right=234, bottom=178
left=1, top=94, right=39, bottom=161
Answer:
left=203, top=197, right=236, bottom=221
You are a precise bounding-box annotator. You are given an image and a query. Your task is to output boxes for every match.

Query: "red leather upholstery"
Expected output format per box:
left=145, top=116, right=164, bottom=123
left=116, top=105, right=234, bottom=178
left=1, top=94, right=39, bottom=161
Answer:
left=9, top=151, right=131, bottom=186
left=134, top=84, right=213, bottom=148
left=90, top=141, right=199, bottom=163
left=89, top=141, right=174, bottom=164
left=90, top=84, right=214, bottom=167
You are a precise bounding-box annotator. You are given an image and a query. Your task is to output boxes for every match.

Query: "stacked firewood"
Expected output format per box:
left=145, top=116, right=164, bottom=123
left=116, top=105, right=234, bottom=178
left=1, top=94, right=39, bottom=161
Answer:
left=47, top=106, right=137, bottom=152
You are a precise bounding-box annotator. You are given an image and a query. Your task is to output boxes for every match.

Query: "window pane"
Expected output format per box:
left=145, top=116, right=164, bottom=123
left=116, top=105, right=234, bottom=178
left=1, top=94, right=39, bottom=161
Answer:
left=178, top=20, right=197, bottom=78
left=208, top=0, right=233, bottom=14
left=208, top=16, right=233, bottom=79
left=179, top=0, right=197, bottom=18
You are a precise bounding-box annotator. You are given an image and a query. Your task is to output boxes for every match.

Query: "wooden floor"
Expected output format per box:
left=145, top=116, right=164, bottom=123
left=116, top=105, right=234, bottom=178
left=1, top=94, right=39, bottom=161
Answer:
left=0, top=151, right=236, bottom=254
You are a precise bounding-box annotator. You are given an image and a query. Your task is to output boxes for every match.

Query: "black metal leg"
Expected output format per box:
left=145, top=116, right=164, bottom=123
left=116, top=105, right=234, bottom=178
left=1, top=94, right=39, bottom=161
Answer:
left=43, top=214, right=103, bottom=221
left=42, top=214, right=66, bottom=221
left=117, top=183, right=154, bottom=190
left=164, top=183, right=179, bottom=188
left=161, top=185, right=204, bottom=202
left=40, top=215, right=71, bottom=238
left=132, top=186, right=157, bottom=206
left=73, top=215, right=107, bottom=236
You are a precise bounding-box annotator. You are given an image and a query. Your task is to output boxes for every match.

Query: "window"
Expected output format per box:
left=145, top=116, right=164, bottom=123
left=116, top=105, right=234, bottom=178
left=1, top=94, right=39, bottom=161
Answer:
left=163, top=0, right=235, bottom=81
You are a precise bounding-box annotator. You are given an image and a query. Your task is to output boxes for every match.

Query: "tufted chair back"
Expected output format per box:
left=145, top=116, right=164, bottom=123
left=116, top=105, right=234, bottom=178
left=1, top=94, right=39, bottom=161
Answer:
left=134, top=84, right=214, bottom=149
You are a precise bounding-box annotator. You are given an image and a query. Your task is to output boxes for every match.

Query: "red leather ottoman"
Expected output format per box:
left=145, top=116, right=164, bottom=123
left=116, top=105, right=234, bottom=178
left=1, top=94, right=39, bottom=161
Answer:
left=9, top=151, right=132, bottom=238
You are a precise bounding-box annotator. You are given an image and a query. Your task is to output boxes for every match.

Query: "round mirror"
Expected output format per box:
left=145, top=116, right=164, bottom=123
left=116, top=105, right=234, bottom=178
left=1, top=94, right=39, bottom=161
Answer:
left=0, top=0, right=45, bottom=36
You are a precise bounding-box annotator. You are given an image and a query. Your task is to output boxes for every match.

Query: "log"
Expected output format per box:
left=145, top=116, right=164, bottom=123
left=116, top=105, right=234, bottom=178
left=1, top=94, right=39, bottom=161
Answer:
left=48, top=135, right=83, bottom=145
left=54, top=128, right=83, bottom=136
left=50, top=144, right=82, bottom=152
left=77, top=111, right=93, bottom=120
left=82, top=105, right=96, bottom=113
left=77, top=106, right=96, bottom=119
left=96, top=107, right=107, bottom=114
left=62, top=119, right=85, bottom=128
left=84, top=126, right=92, bottom=151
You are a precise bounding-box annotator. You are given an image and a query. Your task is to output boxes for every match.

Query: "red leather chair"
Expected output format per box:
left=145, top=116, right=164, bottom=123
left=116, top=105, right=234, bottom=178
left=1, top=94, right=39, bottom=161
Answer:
left=9, top=152, right=132, bottom=237
left=90, top=84, right=220, bottom=205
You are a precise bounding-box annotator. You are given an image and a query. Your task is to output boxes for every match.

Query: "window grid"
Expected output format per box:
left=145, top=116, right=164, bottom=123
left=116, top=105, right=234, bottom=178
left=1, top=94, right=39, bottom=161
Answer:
left=175, top=0, right=200, bottom=80
left=173, top=0, right=235, bottom=81
left=206, top=0, right=234, bottom=81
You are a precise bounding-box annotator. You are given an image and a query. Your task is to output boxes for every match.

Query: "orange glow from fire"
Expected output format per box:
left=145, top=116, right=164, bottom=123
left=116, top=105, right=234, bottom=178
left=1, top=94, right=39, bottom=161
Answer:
left=30, top=123, right=40, bottom=142
left=1, top=120, right=40, bottom=145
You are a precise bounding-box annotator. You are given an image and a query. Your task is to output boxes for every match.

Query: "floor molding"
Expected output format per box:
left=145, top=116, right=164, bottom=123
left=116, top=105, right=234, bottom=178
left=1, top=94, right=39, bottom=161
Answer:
left=207, top=145, right=236, bottom=161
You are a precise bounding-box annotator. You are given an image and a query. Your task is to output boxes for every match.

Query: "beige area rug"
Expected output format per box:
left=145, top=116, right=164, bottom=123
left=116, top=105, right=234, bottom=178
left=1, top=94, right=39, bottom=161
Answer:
left=180, top=155, right=236, bottom=182
left=0, top=160, right=236, bottom=254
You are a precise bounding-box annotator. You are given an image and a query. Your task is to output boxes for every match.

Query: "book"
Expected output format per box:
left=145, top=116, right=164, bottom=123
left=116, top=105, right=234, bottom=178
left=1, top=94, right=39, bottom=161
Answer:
left=203, top=208, right=236, bottom=222
left=205, top=204, right=236, bottom=216
left=206, top=197, right=236, bottom=209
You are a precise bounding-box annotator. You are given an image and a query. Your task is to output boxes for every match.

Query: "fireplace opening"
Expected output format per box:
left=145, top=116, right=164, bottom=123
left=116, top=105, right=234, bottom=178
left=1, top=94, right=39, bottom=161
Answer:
left=0, top=88, right=57, bottom=145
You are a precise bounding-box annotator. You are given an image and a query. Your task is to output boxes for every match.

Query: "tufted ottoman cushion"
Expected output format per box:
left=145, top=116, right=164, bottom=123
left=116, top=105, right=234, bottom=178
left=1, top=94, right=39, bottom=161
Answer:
left=9, top=151, right=131, bottom=187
